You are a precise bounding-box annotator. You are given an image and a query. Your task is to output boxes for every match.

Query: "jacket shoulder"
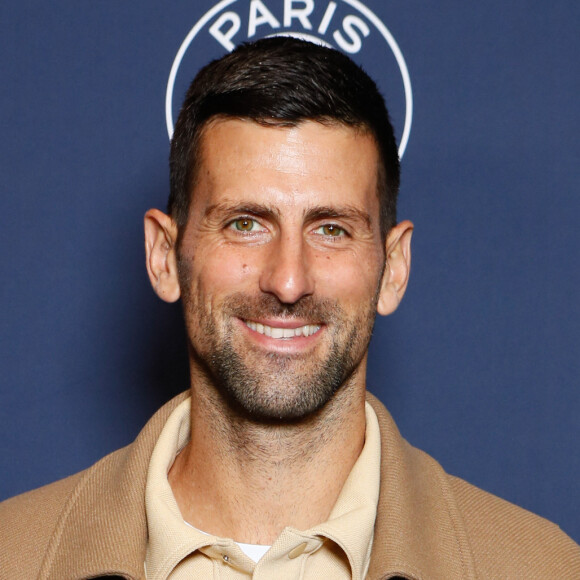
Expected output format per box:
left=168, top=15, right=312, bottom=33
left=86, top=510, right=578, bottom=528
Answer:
left=0, top=471, right=85, bottom=578
left=449, top=475, right=580, bottom=577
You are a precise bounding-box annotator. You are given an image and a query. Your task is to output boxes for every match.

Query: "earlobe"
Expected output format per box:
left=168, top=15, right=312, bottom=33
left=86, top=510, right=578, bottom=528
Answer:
left=377, top=220, right=413, bottom=316
left=144, top=209, right=181, bottom=303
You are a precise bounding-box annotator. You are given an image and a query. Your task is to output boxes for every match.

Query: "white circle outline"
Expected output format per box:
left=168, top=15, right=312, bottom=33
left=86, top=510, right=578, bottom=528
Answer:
left=165, top=0, right=237, bottom=139
left=339, top=0, right=413, bottom=158
left=165, top=0, right=413, bottom=158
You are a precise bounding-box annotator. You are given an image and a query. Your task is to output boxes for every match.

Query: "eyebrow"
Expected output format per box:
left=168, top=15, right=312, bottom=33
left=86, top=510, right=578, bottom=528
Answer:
left=305, top=205, right=372, bottom=230
left=204, top=202, right=282, bottom=221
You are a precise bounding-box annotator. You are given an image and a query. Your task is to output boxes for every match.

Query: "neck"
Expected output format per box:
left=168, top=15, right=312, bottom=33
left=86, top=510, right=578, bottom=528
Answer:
left=168, top=372, right=367, bottom=545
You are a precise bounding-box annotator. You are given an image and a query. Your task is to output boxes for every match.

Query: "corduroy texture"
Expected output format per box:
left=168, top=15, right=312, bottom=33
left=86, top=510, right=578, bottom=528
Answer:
left=1, top=392, right=578, bottom=579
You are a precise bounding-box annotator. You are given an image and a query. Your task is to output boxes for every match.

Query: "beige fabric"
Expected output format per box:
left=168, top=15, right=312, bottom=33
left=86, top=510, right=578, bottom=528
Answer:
left=145, top=398, right=380, bottom=579
left=1, top=392, right=579, bottom=579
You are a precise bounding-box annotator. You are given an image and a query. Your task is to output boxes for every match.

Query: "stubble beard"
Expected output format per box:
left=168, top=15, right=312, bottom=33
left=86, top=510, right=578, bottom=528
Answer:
left=183, top=291, right=377, bottom=423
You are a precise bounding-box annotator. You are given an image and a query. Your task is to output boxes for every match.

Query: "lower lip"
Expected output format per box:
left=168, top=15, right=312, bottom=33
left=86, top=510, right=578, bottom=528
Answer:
left=237, top=319, right=323, bottom=353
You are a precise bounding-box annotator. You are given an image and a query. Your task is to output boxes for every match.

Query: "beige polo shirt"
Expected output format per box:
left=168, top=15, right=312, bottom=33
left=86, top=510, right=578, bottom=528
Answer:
left=145, top=397, right=381, bottom=579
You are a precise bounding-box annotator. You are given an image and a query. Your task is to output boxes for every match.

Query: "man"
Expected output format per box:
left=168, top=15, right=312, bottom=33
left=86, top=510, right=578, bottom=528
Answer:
left=1, top=37, right=578, bottom=580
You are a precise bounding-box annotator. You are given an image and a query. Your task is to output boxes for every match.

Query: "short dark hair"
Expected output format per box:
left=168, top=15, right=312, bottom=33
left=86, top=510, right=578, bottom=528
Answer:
left=169, top=36, right=400, bottom=239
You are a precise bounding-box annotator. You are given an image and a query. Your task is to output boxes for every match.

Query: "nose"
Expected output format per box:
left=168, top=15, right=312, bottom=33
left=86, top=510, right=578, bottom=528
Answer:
left=259, top=232, right=314, bottom=304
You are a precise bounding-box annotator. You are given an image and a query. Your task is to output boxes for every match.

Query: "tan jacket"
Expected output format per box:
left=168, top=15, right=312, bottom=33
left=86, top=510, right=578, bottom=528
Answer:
left=1, top=392, right=578, bottom=579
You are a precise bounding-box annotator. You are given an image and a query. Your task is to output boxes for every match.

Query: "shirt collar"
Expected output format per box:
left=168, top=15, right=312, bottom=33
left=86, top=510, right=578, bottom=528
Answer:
left=145, top=397, right=380, bottom=579
left=307, top=402, right=380, bottom=579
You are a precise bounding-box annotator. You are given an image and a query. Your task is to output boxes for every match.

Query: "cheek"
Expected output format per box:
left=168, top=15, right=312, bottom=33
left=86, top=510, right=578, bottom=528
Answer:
left=314, top=251, right=383, bottom=305
left=191, top=246, right=261, bottom=300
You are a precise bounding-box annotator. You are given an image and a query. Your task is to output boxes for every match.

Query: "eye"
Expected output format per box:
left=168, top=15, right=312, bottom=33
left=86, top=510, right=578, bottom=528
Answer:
left=315, top=224, right=346, bottom=237
left=230, top=218, right=263, bottom=233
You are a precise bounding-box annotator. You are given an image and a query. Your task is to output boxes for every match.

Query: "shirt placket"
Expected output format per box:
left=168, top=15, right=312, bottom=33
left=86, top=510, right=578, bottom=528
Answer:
left=252, top=532, right=324, bottom=580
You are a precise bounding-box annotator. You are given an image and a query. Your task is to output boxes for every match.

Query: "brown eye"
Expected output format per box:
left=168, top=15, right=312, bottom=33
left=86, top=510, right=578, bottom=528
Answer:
left=233, top=218, right=257, bottom=232
left=318, top=224, right=345, bottom=237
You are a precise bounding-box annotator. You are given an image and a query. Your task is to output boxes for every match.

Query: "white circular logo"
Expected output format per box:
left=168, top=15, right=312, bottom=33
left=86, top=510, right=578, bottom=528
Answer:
left=166, top=0, right=413, bottom=157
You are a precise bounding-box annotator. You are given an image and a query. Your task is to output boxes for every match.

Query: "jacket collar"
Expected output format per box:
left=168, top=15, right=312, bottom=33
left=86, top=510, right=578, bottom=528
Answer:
left=367, top=394, right=477, bottom=580
left=41, top=392, right=189, bottom=580
left=41, top=392, right=476, bottom=580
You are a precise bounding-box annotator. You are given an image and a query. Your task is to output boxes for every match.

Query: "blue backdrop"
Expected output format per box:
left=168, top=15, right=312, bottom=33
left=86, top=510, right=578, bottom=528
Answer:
left=1, top=1, right=578, bottom=542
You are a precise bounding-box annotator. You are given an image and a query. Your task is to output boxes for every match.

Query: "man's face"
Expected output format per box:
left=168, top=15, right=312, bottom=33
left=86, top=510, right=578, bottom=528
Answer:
left=177, top=119, right=388, bottom=422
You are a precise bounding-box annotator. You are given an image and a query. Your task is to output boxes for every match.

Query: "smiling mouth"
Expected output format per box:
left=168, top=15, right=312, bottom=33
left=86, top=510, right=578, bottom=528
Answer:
left=244, top=320, right=321, bottom=338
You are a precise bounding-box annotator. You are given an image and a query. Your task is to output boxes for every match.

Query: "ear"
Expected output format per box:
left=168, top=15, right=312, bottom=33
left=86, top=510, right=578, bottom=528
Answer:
left=377, top=220, right=413, bottom=316
left=144, top=209, right=181, bottom=303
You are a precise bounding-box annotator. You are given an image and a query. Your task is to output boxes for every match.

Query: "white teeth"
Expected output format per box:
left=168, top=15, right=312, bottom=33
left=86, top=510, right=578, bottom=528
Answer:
left=244, top=320, right=321, bottom=339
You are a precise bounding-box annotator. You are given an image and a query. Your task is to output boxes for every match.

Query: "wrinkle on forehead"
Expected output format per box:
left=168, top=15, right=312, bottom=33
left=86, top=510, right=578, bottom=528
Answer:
left=201, top=117, right=375, bottom=176
left=193, top=118, right=380, bottom=223
left=272, top=126, right=314, bottom=176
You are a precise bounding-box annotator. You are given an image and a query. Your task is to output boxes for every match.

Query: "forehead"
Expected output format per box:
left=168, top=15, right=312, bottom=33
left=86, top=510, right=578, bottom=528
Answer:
left=193, top=118, right=380, bottom=217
